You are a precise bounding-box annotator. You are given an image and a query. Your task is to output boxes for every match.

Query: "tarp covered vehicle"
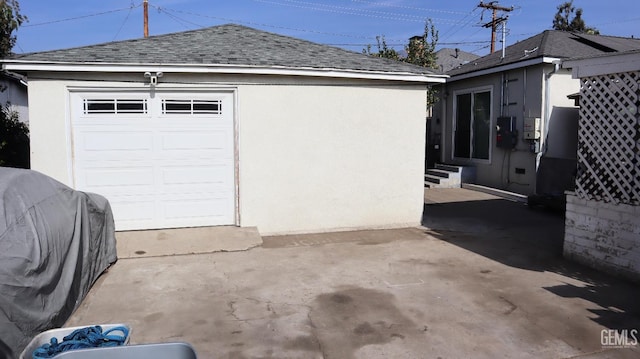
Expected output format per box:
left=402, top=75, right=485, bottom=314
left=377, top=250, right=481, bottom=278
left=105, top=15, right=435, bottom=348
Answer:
left=0, top=168, right=117, bottom=357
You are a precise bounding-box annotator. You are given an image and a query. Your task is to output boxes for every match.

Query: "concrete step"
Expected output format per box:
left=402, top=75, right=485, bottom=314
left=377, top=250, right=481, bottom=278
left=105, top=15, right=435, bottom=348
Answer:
left=424, top=174, right=443, bottom=184
left=424, top=175, right=460, bottom=189
left=426, top=168, right=453, bottom=178
left=435, top=163, right=463, bottom=173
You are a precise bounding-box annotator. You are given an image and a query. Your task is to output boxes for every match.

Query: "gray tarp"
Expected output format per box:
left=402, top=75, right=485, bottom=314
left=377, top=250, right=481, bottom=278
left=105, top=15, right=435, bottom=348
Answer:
left=0, top=168, right=117, bottom=356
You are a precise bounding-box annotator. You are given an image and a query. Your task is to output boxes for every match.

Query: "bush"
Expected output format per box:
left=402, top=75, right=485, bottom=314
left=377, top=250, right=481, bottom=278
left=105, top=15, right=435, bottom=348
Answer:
left=0, top=104, right=29, bottom=168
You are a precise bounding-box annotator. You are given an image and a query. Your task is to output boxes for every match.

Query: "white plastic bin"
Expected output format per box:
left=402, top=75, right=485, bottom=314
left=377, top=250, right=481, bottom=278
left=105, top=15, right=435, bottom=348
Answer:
left=53, top=342, right=197, bottom=359
left=19, top=324, right=130, bottom=359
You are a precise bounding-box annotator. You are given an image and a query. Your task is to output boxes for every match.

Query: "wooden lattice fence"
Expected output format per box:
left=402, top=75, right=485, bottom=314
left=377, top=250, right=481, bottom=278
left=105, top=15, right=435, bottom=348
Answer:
left=576, top=71, right=640, bottom=205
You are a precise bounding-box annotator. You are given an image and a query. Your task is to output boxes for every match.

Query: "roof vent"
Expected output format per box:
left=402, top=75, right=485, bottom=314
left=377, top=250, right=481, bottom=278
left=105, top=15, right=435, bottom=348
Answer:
left=523, top=47, right=538, bottom=57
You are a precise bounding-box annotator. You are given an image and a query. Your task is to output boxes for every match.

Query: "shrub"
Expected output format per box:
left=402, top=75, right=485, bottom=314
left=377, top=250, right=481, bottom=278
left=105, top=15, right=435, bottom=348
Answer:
left=0, top=103, right=29, bottom=168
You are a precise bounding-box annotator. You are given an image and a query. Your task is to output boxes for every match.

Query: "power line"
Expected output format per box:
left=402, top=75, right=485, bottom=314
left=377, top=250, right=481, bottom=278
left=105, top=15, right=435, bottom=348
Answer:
left=327, top=40, right=491, bottom=47
left=252, top=0, right=465, bottom=24
left=113, top=5, right=135, bottom=40
left=23, top=5, right=141, bottom=27
left=150, top=5, right=206, bottom=30
left=157, top=6, right=378, bottom=40
left=17, top=1, right=496, bottom=56
left=348, top=0, right=471, bottom=16
left=439, top=7, right=481, bottom=42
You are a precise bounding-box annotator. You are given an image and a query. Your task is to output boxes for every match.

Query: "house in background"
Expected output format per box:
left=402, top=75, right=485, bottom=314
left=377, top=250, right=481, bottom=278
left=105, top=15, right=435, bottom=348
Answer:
left=425, top=48, right=479, bottom=168
left=562, top=50, right=640, bottom=282
left=435, top=48, right=479, bottom=73
left=0, top=71, right=28, bottom=123
left=430, top=31, right=640, bottom=196
left=3, top=24, right=446, bottom=235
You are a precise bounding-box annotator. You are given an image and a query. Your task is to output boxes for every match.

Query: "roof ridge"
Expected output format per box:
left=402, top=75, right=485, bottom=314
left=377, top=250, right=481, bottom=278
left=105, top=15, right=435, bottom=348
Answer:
left=538, top=30, right=553, bottom=55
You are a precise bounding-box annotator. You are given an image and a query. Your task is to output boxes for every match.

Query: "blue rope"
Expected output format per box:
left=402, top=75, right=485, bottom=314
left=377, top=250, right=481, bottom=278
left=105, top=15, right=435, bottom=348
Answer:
left=32, top=325, right=129, bottom=359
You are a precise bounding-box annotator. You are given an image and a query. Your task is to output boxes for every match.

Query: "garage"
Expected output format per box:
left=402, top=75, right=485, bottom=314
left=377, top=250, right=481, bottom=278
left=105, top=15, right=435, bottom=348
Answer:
left=70, top=91, right=235, bottom=230
left=5, top=24, right=446, bottom=234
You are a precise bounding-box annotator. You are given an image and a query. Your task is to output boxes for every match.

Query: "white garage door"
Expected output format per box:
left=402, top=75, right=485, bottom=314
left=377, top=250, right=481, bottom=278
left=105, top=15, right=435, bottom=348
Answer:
left=71, top=90, right=235, bottom=231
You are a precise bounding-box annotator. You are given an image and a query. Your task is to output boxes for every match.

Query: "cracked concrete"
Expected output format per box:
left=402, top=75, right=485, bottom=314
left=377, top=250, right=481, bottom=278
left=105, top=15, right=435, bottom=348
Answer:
left=64, top=188, right=640, bottom=358
left=115, top=226, right=262, bottom=258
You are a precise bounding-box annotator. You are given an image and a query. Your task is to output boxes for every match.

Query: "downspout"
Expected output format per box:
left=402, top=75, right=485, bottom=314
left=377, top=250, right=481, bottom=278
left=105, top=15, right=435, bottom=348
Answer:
left=541, top=61, right=561, bottom=170
left=524, top=67, right=528, bottom=153
left=441, top=83, right=447, bottom=164
left=500, top=72, right=505, bottom=117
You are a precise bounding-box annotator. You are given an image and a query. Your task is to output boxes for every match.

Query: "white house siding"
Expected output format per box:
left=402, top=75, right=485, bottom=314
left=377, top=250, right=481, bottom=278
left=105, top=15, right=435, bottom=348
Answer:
left=439, top=64, right=580, bottom=196
left=441, top=68, right=540, bottom=194
left=25, top=73, right=427, bottom=234
left=0, top=79, right=28, bottom=123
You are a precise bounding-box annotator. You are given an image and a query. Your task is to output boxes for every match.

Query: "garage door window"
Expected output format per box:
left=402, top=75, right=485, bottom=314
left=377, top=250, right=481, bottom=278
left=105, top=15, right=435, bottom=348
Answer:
left=162, top=99, right=222, bottom=115
left=83, top=99, right=148, bottom=114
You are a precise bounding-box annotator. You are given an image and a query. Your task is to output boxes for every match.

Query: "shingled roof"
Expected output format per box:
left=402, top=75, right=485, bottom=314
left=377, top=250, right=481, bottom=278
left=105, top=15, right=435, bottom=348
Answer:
left=447, top=30, right=640, bottom=77
left=435, top=48, right=479, bottom=73
left=8, top=24, right=442, bottom=78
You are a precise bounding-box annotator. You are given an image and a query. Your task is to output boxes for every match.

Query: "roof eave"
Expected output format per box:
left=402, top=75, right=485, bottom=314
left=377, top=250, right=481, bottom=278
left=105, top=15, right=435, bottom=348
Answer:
left=446, top=56, right=563, bottom=82
left=2, top=60, right=448, bottom=84
left=562, top=50, right=640, bottom=78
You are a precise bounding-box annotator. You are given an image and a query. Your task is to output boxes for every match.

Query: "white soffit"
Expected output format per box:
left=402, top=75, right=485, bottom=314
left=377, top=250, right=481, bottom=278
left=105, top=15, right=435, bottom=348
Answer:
left=448, top=57, right=562, bottom=82
left=3, top=61, right=448, bottom=84
left=563, top=51, right=640, bottom=78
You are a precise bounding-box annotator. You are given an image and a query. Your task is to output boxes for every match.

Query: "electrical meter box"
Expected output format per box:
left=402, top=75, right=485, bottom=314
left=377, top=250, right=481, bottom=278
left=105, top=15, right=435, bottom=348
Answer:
left=496, top=116, right=517, bottom=149
left=523, top=117, right=541, bottom=140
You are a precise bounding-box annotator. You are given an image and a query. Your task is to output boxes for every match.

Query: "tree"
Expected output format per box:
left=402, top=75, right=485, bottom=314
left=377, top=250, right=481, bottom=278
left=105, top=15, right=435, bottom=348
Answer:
left=363, top=35, right=401, bottom=61
left=0, top=0, right=26, bottom=58
left=0, top=104, right=29, bottom=168
left=0, top=0, right=28, bottom=168
left=364, top=19, right=440, bottom=107
left=364, top=19, right=439, bottom=70
left=553, top=1, right=599, bottom=34
left=405, top=19, right=438, bottom=69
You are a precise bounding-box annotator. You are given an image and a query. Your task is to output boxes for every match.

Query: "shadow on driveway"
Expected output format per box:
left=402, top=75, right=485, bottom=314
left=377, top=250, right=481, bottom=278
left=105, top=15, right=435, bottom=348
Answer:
left=421, top=191, right=640, bottom=334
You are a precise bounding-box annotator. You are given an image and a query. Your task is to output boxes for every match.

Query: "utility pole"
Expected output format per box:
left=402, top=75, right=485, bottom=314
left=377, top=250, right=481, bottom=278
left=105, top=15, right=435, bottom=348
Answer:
left=478, top=1, right=513, bottom=53
left=143, top=0, right=149, bottom=38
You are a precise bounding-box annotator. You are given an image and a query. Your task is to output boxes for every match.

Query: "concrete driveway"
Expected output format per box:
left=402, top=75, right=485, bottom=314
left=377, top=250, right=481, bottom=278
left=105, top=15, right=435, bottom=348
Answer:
left=66, top=188, right=640, bottom=358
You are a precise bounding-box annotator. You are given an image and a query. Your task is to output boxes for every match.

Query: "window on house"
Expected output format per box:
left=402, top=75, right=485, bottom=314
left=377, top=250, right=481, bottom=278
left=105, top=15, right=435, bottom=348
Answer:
left=84, top=99, right=148, bottom=114
left=454, top=89, right=491, bottom=160
left=162, top=99, right=222, bottom=115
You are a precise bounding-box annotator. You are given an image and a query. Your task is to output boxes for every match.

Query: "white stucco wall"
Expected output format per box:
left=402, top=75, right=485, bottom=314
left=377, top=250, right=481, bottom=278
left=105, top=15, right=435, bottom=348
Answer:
left=543, top=69, right=580, bottom=159
left=27, top=79, right=70, bottom=181
left=237, top=84, right=427, bottom=234
left=25, top=73, right=427, bottom=234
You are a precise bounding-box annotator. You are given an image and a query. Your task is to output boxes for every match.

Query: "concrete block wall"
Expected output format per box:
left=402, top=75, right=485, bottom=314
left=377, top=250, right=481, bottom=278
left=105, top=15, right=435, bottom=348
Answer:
left=564, top=192, right=640, bottom=282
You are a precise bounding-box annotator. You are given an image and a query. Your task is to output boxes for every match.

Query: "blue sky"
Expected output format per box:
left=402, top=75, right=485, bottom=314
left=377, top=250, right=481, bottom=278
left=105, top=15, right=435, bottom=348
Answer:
left=14, top=0, right=640, bottom=56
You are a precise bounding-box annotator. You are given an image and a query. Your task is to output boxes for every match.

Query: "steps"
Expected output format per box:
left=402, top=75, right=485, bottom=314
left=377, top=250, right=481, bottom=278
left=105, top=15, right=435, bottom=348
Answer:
left=424, top=164, right=464, bottom=189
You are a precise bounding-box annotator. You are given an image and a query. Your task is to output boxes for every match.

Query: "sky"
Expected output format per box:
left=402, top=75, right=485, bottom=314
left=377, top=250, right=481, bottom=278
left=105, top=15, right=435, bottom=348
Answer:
left=13, top=0, right=640, bottom=57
